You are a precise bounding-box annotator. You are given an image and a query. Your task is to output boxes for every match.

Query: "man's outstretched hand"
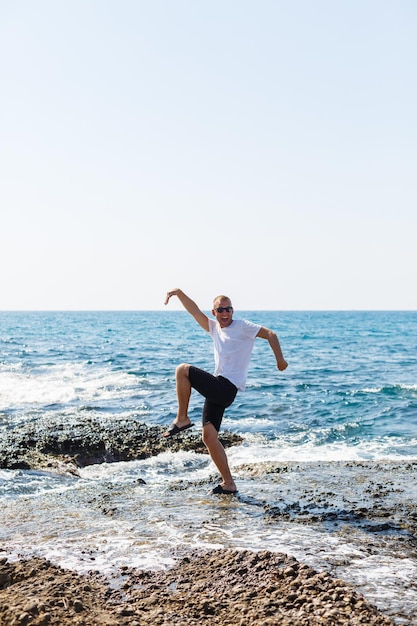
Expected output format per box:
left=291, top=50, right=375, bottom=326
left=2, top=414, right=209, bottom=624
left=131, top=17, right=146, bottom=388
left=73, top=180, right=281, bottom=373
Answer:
left=164, top=289, right=180, bottom=305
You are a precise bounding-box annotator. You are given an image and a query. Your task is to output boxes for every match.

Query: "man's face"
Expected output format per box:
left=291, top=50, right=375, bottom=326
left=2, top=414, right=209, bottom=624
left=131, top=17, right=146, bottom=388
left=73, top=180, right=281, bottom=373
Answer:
left=212, top=298, right=233, bottom=328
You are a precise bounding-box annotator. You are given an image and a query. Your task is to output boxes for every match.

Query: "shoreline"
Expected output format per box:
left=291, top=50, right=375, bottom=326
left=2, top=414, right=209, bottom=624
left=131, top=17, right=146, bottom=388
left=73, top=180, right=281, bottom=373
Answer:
left=2, top=418, right=417, bottom=623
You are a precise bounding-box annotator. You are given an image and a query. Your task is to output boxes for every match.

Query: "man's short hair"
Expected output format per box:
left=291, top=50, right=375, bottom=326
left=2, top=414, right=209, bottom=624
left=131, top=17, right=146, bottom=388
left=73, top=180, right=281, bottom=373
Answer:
left=213, top=295, right=232, bottom=307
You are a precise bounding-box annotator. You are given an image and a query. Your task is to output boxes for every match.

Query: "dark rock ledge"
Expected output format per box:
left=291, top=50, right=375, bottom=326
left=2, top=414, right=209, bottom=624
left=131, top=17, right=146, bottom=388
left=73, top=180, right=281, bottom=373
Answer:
left=0, top=416, right=242, bottom=473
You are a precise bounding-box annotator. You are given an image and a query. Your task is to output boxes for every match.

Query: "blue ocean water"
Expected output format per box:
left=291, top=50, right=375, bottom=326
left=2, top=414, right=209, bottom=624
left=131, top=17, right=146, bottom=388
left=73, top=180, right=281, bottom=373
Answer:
left=1, top=310, right=417, bottom=622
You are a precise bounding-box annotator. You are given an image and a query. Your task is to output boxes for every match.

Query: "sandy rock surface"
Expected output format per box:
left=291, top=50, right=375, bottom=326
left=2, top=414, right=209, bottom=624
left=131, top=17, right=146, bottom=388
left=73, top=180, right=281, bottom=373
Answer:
left=0, top=549, right=393, bottom=626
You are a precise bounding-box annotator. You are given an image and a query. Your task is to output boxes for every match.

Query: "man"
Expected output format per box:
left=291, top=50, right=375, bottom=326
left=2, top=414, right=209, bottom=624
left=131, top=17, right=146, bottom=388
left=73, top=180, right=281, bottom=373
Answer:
left=163, top=288, right=288, bottom=495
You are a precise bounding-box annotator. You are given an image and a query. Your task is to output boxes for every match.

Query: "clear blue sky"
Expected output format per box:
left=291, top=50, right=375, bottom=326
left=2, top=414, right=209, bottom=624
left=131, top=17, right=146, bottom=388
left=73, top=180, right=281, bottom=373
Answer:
left=1, top=1, right=416, bottom=310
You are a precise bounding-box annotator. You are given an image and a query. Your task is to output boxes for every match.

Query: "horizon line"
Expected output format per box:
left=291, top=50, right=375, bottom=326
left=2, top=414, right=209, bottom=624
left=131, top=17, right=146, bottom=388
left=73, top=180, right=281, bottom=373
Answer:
left=1, top=309, right=416, bottom=314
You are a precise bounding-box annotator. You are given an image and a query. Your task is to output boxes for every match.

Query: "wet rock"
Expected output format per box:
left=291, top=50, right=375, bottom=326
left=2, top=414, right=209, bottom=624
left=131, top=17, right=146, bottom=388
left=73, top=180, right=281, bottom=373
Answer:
left=0, top=416, right=243, bottom=471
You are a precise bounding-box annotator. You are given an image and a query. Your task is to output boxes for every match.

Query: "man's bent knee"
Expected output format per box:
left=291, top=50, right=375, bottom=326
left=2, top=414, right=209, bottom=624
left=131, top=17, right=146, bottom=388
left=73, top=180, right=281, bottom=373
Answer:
left=176, top=363, right=190, bottom=377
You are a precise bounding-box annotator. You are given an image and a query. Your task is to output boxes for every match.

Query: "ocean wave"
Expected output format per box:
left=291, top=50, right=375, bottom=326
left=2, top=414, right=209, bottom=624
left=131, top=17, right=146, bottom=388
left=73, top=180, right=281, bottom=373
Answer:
left=357, top=383, right=417, bottom=395
left=226, top=433, right=417, bottom=464
left=0, top=362, right=143, bottom=412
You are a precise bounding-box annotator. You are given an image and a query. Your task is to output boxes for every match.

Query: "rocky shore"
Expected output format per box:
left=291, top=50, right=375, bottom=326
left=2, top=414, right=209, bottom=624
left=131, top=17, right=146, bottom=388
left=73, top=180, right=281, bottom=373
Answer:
left=0, top=549, right=394, bottom=625
left=1, top=416, right=416, bottom=624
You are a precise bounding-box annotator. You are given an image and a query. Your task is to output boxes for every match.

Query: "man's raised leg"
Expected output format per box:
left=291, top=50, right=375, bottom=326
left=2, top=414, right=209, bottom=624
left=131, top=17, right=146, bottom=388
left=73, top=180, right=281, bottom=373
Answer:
left=163, top=363, right=194, bottom=437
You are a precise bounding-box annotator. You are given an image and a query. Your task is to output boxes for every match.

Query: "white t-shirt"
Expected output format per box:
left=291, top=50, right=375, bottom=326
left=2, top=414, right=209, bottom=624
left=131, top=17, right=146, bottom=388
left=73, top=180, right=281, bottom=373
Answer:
left=208, top=318, right=261, bottom=391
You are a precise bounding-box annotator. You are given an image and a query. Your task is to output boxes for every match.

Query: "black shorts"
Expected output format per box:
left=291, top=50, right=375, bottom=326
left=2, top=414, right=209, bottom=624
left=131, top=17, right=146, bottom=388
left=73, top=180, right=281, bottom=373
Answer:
left=188, top=365, right=238, bottom=432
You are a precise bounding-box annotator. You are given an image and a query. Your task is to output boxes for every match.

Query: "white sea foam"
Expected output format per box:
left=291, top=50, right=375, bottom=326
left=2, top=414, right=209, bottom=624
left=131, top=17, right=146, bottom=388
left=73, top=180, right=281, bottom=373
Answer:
left=359, top=383, right=417, bottom=394
left=0, top=469, right=14, bottom=479
left=224, top=434, right=417, bottom=466
left=80, top=450, right=212, bottom=485
left=222, top=415, right=275, bottom=428
left=0, top=362, right=142, bottom=410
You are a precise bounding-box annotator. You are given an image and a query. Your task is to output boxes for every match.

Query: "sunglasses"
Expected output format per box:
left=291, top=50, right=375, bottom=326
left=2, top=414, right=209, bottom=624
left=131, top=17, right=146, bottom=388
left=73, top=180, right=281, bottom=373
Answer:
left=215, top=306, right=233, bottom=313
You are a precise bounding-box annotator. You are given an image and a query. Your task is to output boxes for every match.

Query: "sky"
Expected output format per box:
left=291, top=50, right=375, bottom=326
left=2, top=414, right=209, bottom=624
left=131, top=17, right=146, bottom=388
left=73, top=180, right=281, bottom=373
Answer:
left=1, top=0, right=416, bottom=311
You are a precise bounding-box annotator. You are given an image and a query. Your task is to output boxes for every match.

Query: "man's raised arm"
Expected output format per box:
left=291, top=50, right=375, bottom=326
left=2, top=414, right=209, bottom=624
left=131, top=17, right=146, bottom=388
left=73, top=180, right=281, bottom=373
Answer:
left=164, top=288, right=209, bottom=332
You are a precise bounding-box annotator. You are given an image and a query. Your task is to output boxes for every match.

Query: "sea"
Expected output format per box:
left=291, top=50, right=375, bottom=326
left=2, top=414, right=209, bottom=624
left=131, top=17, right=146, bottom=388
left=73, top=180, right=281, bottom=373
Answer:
left=1, top=310, right=417, bottom=623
